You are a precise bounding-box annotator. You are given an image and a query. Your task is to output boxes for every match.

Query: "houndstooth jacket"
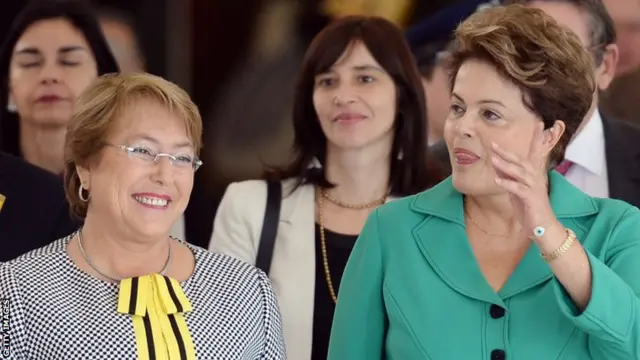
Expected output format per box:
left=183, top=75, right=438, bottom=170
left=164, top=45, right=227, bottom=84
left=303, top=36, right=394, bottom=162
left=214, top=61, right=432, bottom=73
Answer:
left=0, top=234, right=285, bottom=359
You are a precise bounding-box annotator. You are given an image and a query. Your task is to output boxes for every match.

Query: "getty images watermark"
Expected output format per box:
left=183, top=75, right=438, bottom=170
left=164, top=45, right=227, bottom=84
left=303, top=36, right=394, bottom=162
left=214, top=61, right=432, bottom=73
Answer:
left=1, top=298, right=9, bottom=359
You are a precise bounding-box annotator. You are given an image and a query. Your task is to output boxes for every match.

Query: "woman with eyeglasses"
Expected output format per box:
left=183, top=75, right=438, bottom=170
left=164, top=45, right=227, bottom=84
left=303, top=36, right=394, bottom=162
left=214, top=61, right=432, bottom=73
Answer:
left=0, top=73, right=285, bottom=359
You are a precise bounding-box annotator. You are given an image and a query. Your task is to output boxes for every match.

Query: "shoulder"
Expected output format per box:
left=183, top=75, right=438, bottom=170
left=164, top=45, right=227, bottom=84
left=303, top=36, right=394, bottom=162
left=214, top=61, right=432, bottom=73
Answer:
left=603, top=116, right=640, bottom=141
left=216, top=180, right=268, bottom=221
left=189, top=244, right=274, bottom=300
left=223, top=179, right=267, bottom=199
left=577, top=197, right=640, bottom=250
left=0, top=152, right=65, bottom=199
left=605, top=116, right=640, bottom=132
left=373, top=192, right=431, bottom=230
left=3, top=236, right=71, bottom=283
left=590, top=197, right=640, bottom=226
left=220, top=178, right=305, bottom=208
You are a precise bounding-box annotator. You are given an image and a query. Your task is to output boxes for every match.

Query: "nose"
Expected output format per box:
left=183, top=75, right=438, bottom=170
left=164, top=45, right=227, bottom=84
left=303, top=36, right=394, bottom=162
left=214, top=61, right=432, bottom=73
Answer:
left=455, top=112, right=475, bottom=138
left=332, top=84, right=357, bottom=106
left=150, top=155, right=174, bottom=185
left=39, top=61, right=62, bottom=84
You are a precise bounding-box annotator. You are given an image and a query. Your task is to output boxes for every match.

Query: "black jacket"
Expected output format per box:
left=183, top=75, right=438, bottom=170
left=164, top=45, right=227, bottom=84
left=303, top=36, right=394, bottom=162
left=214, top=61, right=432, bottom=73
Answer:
left=0, top=151, right=79, bottom=261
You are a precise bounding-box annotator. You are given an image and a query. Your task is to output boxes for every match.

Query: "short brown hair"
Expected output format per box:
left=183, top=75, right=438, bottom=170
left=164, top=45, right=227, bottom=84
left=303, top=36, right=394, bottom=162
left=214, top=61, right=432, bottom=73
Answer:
left=505, top=0, right=616, bottom=65
left=267, top=15, right=443, bottom=196
left=64, top=73, right=202, bottom=218
left=446, top=4, right=595, bottom=165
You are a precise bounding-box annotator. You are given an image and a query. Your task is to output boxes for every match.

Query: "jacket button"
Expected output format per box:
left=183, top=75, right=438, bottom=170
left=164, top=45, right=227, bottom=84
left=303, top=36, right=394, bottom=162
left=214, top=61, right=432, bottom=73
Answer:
left=490, top=304, right=505, bottom=319
left=491, top=349, right=506, bottom=360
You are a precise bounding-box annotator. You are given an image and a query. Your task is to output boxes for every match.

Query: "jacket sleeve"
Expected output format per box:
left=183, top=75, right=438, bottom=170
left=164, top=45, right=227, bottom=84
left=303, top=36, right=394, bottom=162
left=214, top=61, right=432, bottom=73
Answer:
left=257, top=270, right=286, bottom=359
left=553, top=206, right=640, bottom=359
left=0, top=263, right=27, bottom=360
left=208, top=182, right=260, bottom=265
left=328, top=209, right=386, bottom=359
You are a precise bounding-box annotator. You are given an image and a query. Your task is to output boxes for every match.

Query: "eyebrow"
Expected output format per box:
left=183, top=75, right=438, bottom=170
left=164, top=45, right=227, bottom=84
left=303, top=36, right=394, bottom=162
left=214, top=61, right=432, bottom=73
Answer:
left=126, top=135, right=194, bottom=149
left=452, top=92, right=506, bottom=107
left=351, top=64, right=386, bottom=73
left=322, top=64, right=387, bottom=75
left=14, top=45, right=88, bottom=56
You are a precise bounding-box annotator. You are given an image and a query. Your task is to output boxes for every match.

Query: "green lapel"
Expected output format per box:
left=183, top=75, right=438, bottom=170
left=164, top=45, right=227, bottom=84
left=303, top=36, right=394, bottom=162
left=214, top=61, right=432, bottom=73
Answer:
left=409, top=171, right=597, bottom=302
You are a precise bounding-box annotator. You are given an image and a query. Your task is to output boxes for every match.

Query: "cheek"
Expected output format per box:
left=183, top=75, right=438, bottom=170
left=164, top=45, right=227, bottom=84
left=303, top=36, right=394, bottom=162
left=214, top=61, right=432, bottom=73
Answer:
left=175, top=174, right=195, bottom=202
left=312, top=91, right=329, bottom=121
left=9, top=73, right=35, bottom=104
left=370, top=87, right=396, bottom=124
left=67, top=67, right=99, bottom=99
left=94, top=158, right=138, bottom=197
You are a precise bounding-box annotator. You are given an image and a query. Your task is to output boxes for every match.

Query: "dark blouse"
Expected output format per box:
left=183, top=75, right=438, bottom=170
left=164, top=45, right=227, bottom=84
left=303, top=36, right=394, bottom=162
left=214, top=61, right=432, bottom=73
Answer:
left=311, top=223, right=358, bottom=360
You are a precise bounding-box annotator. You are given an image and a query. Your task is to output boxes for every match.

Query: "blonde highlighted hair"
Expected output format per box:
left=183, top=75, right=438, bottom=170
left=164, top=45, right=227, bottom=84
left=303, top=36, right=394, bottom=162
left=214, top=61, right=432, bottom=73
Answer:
left=64, top=72, right=202, bottom=218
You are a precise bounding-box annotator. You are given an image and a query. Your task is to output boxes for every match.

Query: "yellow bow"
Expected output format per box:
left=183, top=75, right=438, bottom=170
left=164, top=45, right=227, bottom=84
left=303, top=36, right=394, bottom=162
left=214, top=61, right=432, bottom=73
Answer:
left=117, top=274, right=196, bottom=360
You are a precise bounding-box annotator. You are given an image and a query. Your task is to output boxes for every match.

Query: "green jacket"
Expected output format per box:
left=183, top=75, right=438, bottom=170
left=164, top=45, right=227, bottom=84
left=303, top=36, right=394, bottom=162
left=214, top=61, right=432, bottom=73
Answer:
left=328, top=172, right=640, bottom=359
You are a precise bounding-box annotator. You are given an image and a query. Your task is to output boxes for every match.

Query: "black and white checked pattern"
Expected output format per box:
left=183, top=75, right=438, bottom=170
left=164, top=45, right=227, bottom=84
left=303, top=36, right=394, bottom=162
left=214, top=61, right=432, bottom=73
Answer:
left=0, top=235, right=285, bottom=359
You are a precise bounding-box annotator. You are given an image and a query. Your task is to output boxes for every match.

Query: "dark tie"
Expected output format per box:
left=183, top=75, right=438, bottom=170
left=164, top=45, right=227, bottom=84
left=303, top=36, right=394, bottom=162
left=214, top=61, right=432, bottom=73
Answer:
left=555, top=160, right=574, bottom=176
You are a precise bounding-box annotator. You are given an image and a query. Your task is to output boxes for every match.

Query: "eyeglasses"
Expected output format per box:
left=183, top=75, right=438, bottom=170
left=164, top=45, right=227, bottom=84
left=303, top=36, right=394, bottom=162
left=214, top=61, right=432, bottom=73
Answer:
left=106, top=144, right=203, bottom=172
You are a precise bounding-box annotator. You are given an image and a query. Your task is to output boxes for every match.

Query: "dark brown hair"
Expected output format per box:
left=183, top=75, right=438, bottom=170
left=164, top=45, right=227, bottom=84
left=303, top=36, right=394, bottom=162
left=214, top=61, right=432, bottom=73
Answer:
left=446, top=4, right=596, bottom=165
left=266, top=15, right=442, bottom=196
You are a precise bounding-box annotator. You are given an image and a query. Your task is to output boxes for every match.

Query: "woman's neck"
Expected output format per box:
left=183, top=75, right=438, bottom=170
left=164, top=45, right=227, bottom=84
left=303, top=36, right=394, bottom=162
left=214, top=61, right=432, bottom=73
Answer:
left=323, top=143, right=391, bottom=204
left=79, top=214, right=172, bottom=280
left=20, top=123, right=67, bottom=174
left=465, top=193, right=523, bottom=237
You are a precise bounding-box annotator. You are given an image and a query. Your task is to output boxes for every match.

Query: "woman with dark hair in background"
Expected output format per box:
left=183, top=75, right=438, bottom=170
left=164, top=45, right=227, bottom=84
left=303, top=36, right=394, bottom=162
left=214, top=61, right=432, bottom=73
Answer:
left=0, top=0, right=119, bottom=174
left=0, top=0, right=119, bottom=260
left=209, top=15, right=442, bottom=359
left=0, top=0, right=186, bottom=240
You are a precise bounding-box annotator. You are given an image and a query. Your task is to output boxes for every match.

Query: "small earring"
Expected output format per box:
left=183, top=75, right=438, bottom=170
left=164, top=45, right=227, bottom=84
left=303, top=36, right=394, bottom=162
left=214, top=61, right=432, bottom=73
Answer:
left=7, top=101, right=17, bottom=113
left=397, top=149, right=404, bottom=160
left=308, top=157, right=322, bottom=169
left=78, top=185, right=90, bottom=202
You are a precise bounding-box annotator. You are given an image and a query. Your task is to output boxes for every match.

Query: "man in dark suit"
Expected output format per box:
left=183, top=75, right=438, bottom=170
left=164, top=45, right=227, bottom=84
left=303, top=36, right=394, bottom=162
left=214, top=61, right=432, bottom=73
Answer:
left=0, top=151, right=79, bottom=261
left=410, top=0, right=640, bottom=209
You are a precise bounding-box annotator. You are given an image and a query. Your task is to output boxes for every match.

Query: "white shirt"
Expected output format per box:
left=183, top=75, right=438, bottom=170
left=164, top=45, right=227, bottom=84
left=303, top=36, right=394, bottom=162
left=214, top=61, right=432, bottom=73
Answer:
left=563, top=109, right=609, bottom=198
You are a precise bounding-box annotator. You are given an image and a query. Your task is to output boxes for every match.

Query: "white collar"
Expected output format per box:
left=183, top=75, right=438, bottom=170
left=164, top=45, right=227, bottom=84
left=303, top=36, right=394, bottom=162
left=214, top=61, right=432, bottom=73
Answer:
left=563, top=109, right=605, bottom=176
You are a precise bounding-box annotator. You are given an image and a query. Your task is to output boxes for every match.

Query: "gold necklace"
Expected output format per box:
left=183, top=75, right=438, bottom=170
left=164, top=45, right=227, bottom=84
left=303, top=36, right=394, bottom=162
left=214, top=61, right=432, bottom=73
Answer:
left=317, top=187, right=386, bottom=303
left=320, top=188, right=386, bottom=209
left=463, top=199, right=518, bottom=238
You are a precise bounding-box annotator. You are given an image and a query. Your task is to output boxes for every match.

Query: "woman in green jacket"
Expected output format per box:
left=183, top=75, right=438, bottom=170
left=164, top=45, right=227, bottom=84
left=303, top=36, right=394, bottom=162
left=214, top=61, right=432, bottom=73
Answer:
left=328, top=4, right=640, bottom=360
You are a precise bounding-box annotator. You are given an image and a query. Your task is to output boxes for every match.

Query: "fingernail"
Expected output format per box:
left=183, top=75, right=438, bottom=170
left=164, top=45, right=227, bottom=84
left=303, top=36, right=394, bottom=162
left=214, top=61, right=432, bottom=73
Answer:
left=492, top=142, right=499, bottom=148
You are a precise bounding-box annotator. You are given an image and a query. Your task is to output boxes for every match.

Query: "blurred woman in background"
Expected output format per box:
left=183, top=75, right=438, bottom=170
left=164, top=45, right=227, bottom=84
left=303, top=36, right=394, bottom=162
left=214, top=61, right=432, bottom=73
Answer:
left=0, top=0, right=119, bottom=174
left=210, top=15, right=442, bottom=359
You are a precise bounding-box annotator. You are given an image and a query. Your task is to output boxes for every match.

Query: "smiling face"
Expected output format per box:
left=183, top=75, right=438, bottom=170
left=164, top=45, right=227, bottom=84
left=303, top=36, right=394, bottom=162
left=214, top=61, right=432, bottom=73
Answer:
left=9, top=18, right=99, bottom=127
left=77, top=98, right=196, bottom=239
left=444, top=59, right=563, bottom=196
left=312, top=40, right=397, bottom=151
